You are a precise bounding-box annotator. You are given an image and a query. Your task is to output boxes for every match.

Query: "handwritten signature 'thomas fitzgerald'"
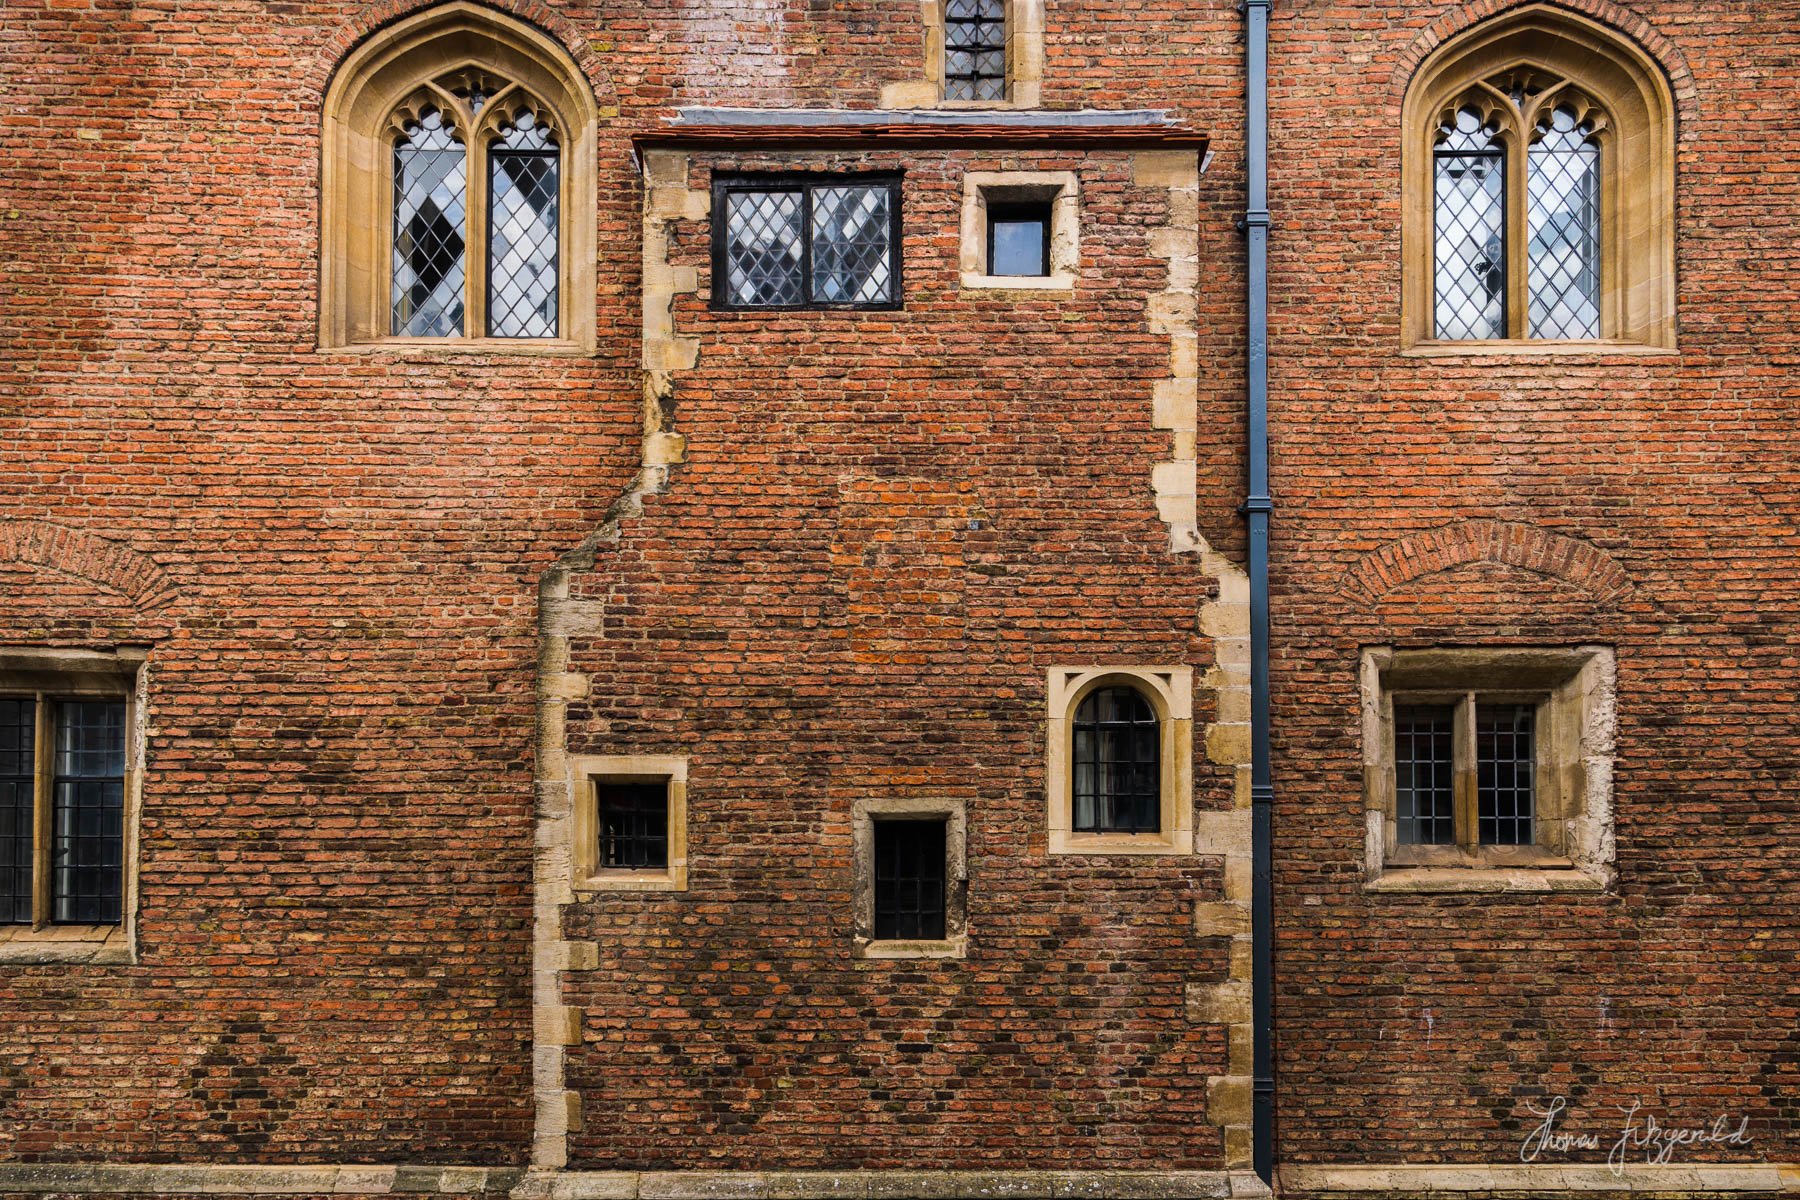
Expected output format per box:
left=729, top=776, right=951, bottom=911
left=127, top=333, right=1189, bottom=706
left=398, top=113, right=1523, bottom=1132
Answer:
left=1522, top=1096, right=1754, bottom=1174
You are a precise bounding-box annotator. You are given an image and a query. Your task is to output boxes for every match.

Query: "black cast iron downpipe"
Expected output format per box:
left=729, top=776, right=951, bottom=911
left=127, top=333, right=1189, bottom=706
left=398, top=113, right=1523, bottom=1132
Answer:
left=1241, top=0, right=1276, bottom=1188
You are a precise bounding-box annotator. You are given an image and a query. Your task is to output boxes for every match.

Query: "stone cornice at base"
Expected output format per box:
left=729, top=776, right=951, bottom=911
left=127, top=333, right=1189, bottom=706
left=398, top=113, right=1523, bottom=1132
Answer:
left=1278, top=1163, right=1799, bottom=1197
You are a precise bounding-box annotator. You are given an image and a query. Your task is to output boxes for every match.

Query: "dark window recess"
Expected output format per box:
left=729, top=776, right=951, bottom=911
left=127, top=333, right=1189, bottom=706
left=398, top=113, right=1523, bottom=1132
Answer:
left=944, top=0, right=1006, bottom=102
left=487, top=107, right=559, bottom=338
left=714, top=175, right=902, bottom=310
left=596, top=781, right=669, bottom=870
left=1477, top=703, right=1535, bottom=845
left=1, top=698, right=34, bottom=924
left=51, top=700, right=124, bottom=925
left=1394, top=704, right=1456, bottom=846
left=987, top=201, right=1051, bottom=276
left=391, top=107, right=468, bottom=337
left=873, top=819, right=947, bottom=941
left=1072, top=686, right=1161, bottom=834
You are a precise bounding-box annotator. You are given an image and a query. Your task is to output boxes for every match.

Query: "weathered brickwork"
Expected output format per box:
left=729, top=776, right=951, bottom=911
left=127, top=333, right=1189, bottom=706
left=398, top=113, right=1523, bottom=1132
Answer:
left=1265, top=0, right=1800, bottom=1176
left=1, top=0, right=1795, bottom=1193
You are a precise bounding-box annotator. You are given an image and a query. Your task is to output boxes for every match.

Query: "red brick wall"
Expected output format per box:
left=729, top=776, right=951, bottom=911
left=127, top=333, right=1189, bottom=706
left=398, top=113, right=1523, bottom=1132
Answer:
left=1265, top=0, right=1800, bottom=1168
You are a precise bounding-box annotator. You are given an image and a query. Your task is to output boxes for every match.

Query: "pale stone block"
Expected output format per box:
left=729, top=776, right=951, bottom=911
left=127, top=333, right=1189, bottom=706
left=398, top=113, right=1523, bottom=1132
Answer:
left=1195, top=810, right=1251, bottom=856
left=1194, top=902, right=1251, bottom=938
left=1152, top=459, right=1196, bottom=497
left=1152, top=379, right=1198, bottom=431
left=644, top=431, right=688, bottom=467
left=1132, top=150, right=1200, bottom=190
left=1186, top=978, right=1251, bottom=1025
left=1205, top=1075, right=1253, bottom=1126
left=1205, top=721, right=1251, bottom=767
left=879, top=79, right=939, bottom=108
left=1223, top=853, right=1253, bottom=902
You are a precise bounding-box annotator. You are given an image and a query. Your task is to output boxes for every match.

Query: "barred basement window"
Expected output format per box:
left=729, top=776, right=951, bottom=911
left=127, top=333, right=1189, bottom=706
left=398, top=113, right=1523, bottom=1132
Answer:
left=571, top=755, right=688, bottom=892
left=0, top=648, right=142, bottom=963
left=712, top=175, right=902, bottom=311
left=944, top=0, right=1006, bottom=102
left=851, top=797, right=967, bottom=958
left=1361, top=646, right=1617, bottom=893
left=1400, top=5, right=1675, bottom=350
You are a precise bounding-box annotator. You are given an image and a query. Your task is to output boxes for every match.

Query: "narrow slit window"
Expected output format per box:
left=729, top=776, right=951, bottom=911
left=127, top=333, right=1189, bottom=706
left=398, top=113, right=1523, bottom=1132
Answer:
left=987, top=200, right=1050, bottom=276
left=488, top=106, right=560, bottom=338
left=1527, top=105, right=1601, bottom=339
left=595, top=781, right=669, bottom=870
left=1, top=698, right=35, bottom=925
left=944, top=0, right=1007, bottom=102
left=51, top=700, right=125, bottom=925
left=1394, top=704, right=1456, bottom=846
left=392, top=107, right=468, bottom=337
left=1477, top=703, right=1536, bottom=846
left=1433, top=106, right=1506, bottom=340
left=1072, top=686, right=1161, bottom=835
left=872, top=818, right=947, bottom=941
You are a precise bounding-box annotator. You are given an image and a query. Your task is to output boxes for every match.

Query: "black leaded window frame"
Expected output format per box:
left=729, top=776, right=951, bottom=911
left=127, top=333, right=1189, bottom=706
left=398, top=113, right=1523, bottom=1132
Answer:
left=710, top=173, right=905, bottom=312
left=0, top=650, right=141, bottom=944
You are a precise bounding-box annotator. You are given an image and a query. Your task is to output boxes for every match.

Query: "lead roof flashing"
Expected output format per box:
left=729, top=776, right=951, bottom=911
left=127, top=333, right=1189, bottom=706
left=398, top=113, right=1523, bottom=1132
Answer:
left=633, top=107, right=1208, bottom=157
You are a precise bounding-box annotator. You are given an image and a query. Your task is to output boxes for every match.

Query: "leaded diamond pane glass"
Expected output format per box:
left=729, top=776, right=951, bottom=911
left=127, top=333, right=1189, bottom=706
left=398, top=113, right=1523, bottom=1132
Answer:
left=1528, top=106, right=1601, bottom=340
left=725, top=191, right=804, bottom=306
left=945, top=0, right=1006, bottom=101
left=392, top=108, right=467, bottom=337
left=810, top=185, right=893, bottom=304
left=489, top=109, right=559, bottom=338
left=1433, top=107, right=1505, bottom=340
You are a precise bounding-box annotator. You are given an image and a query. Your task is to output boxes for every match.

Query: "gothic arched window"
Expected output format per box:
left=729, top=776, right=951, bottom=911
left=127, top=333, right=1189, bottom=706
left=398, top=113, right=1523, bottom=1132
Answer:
left=1402, top=6, right=1675, bottom=350
left=321, top=4, right=597, bottom=351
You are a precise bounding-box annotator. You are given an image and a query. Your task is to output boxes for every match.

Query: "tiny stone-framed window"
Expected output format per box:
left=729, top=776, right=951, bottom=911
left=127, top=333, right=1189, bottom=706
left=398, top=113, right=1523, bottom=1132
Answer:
left=1046, top=667, right=1193, bottom=856
left=711, top=174, right=903, bottom=311
left=1361, top=646, right=1616, bottom=893
left=879, top=0, right=1045, bottom=110
left=571, top=755, right=688, bottom=892
left=0, top=647, right=145, bottom=965
left=851, top=797, right=967, bottom=959
left=960, top=172, right=1079, bottom=292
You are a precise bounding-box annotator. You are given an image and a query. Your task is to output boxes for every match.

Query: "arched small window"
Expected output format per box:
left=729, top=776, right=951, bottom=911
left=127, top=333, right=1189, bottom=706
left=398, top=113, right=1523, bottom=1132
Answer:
left=1071, top=685, right=1161, bottom=834
left=322, top=3, right=597, bottom=351
left=1402, top=6, right=1675, bottom=350
left=1045, top=667, right=1193, bottom=855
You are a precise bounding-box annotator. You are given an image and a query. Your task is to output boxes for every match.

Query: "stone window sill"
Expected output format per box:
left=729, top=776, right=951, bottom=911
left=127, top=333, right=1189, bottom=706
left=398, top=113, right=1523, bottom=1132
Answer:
left=574, top=866, right=688, bottom=894
left=854, top=935, right=967, bottom=961
left=959, top=271, right=1076, bottom=293
left=0, top=924, right=133, bottom=964
left=1365, top=866, right=1608, bottom=895
left=1401, top=339, right=1677, bottom=359
left=318, top=338, right=591, bottom=357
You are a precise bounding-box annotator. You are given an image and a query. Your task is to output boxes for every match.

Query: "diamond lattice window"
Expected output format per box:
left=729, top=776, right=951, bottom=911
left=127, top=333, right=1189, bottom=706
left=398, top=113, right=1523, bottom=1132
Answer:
left=386, top=72, right=563, bottom=340
left=714, top=176, right=901, bottom=310
left=1429, top=69, right=1609, bottom=343
left=944, top=0, right=1007, bottom=102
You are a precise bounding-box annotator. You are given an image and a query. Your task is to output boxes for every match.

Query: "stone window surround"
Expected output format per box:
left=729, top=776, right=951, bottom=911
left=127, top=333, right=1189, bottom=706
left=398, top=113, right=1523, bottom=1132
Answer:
left=850, top=796, right=968, bottom=960
left=960, top=170, right=1079, bottom=292
left=1046, top=666, right=1194, bottom=856
left=569, top=754, right=688, bottom=893
left=0, top=647, right=145, bottom=966
left=879, top=0, right=1045, bottom=111
left=1399, top=5, right=1676, bottom=353
left=318, top=2, right=600, bottom=354
left=1360, top=645, right=1616, bottom=894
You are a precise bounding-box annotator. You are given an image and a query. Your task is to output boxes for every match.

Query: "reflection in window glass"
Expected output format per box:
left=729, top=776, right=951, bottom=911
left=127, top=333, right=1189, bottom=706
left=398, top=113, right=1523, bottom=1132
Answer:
left=488, top=108, right=559, bottom=338
left=1433, top=106, right=1506, bottom=340
left=1528, top=106, right=1600, bottom=339
left=392, top=108, right=468, bottom=337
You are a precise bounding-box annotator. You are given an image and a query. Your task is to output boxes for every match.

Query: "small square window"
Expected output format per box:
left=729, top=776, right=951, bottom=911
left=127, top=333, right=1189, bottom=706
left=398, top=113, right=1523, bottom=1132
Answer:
left=572, top=755, right=688, bottom=892
left=852, top=798, right=966, bottom=959
left=711, top=175, right=903, bottom=311
left=1362, top=646, right=1616, bottom=893
left=986, top=202, right=1050, bottom=277
left=960, top=172, right=1079, bottom=291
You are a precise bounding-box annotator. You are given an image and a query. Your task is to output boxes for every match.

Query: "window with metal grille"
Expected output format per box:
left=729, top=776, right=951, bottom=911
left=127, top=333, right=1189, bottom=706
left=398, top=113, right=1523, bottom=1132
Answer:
left=1390, top=694, right=1536, bottom=851
left=1071, top=685, right=1161, bottom=835
left=713, top=175, right=902, bottom=310
left=0, top=696, right=126, bottom=927
left=1428, top=74, right=1604, bottom=342
left=872, top=818, right=947, bottom=941
left=944, top=0, right=1007, bottom=102
left=595, top=781, right=669, bottom=871
left=987, top=200, right=1051, bottom=277
left=388, top=77, right=563, bottom=339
